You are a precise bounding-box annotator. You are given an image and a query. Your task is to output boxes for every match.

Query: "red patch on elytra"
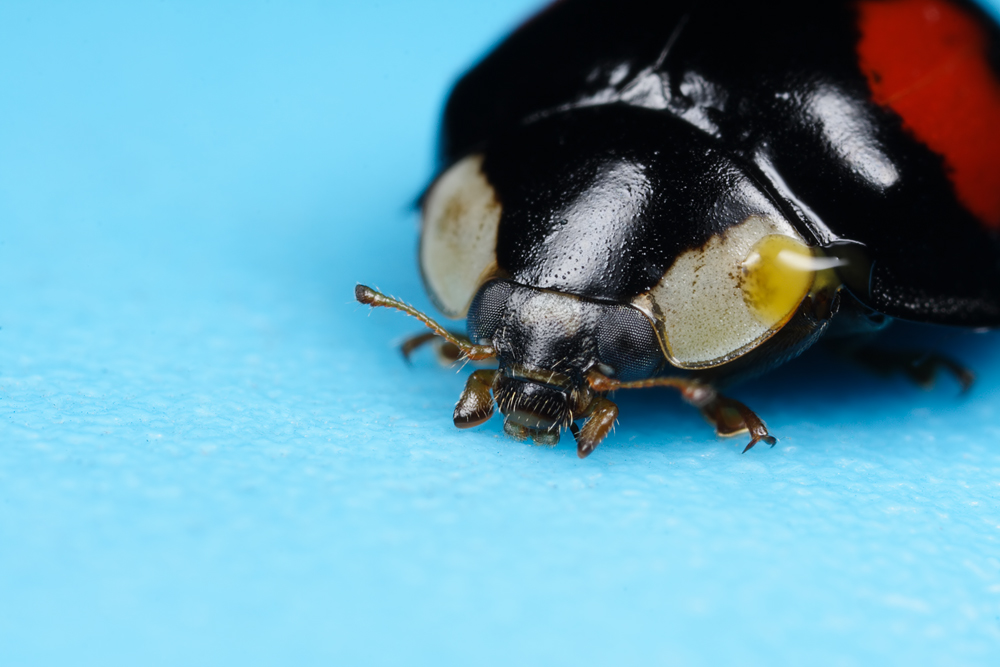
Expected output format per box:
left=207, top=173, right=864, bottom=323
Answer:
left=856, top=0, right=1000, bottom=229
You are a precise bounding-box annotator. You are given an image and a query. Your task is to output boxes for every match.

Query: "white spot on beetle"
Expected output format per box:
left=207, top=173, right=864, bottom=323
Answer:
left=641, top=215, right=808, bottom=368
left=420, top=154, right=501, bottom=319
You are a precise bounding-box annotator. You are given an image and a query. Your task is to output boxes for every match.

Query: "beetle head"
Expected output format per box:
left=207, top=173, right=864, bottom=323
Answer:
left=457, top=279, right=662, bottom=444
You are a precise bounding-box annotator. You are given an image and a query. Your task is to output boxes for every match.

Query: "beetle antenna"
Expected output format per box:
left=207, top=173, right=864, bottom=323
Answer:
left=654, top=14, right=689, bottom=69
left=355, top=284, right=496, bottom=361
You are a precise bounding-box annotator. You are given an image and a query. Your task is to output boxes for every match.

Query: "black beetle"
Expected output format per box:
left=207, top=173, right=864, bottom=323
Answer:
left=357, top=0, right=998, bottom=457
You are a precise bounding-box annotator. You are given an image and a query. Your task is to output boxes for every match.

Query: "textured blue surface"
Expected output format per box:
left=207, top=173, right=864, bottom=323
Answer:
left=4, top=1, right=1000, bottom=665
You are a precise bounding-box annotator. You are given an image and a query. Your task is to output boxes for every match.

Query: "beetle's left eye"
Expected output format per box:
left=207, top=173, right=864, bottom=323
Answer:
left=466, top=279, right=514, bottom=343
left=596, top=305, right=662, bottom=381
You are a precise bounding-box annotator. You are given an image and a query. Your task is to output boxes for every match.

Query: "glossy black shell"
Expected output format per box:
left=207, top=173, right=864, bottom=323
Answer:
left=438, top=0, right=1000, bottom=326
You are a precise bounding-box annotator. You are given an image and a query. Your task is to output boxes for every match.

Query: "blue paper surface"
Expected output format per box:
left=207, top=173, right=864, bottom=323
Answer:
left=3, top=1, right=1000, bottom=664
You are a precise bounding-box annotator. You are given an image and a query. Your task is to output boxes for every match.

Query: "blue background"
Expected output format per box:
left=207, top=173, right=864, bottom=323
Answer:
left=4, top=1, right=1000, bottom=664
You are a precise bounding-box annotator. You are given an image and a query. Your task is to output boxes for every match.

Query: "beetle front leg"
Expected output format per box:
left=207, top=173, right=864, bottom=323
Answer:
left=453, top=369, right=498, bottom=428
left=586, top=369, right=777, bottom=453
left=574, top=396, right=619, bottom=458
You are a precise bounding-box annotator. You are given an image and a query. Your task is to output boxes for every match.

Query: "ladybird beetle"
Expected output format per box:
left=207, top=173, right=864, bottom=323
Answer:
left=356, top=0, right=999, bottom=458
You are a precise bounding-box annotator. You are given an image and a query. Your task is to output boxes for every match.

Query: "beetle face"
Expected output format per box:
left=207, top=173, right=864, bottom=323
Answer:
left=465, top=279, right=662, bottom=443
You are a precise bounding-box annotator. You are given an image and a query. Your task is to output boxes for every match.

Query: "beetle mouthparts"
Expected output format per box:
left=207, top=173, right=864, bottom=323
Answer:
left=502, top=417, right=561, bottom=445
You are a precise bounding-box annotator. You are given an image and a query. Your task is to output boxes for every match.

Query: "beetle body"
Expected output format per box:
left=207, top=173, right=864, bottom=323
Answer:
left=358, top=0, right=1000, bottom=456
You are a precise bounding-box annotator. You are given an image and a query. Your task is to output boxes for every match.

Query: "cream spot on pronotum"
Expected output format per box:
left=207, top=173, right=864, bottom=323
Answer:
left=639, top=215, right=812, bottom=368
left=420, top=154, right=502, bottom=318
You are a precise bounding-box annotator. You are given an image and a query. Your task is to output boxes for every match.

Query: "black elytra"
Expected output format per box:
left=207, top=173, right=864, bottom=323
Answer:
left=356, top=0, right=1000, bottom=457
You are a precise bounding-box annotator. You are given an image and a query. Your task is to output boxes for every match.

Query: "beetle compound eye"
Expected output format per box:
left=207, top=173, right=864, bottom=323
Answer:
left=740, top=234, right=816, bottom=328
left=596, top=306, right=662, bottom=381
left=466, top=279, right=515, bottom=344
left=420, top=154, right=502, bottom=319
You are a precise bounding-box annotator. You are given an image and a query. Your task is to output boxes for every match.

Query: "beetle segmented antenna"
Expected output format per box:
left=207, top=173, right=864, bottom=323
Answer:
left=355, top=284, right=496, bottom=361
left=653, top=13, right=690, bottom=68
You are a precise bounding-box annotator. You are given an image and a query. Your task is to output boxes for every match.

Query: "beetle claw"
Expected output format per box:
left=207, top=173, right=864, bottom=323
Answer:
left=694, top=393, right=776, bottom=452
left=742, top=433, right=777, bottom=454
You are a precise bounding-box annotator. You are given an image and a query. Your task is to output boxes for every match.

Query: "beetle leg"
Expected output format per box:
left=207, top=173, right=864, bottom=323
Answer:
left=694, top=395, right=777, bottom=453
left=585, top=370, right=776, bottom=453
left=355, top=284, right=496, bottom=361
left=454, top=369, right=498, bottom=428
left=401, top=331, right=440, bottom=361
left=574, top=396, right=619, bottom=458
left=849, top=347, right=974, bottom=393
left=400, top=331, right=466, bottom=364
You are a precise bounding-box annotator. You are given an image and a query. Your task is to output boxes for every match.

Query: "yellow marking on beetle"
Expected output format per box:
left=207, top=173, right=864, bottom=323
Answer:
left=739, top=234, right=816, bottom=328
left=739, top=234, right=846, bottom=329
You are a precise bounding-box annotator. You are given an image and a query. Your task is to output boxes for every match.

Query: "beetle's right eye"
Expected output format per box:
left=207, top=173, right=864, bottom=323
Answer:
left=596, top=305, right=662, bottom=381
left=466, top=279, right=515, bottom=344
